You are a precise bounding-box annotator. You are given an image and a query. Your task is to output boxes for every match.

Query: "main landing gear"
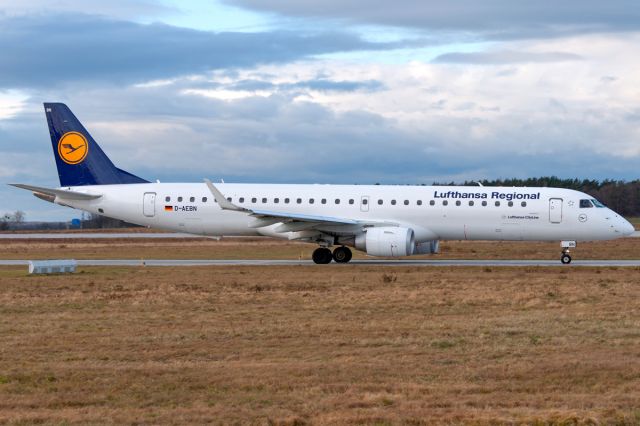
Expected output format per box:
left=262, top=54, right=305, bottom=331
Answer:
left=312, top=246, right=352, bottom=264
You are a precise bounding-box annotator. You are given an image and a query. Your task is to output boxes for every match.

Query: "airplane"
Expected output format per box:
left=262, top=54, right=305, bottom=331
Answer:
left=10, top=103, right=635, bottom=264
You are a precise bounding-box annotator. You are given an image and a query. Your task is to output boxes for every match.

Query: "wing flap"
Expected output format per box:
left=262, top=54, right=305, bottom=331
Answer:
left=250, top=209, right=360, bottom=225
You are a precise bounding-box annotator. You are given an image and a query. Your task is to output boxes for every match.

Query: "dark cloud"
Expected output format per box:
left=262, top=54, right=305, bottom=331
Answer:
left=0, top=13, right=403, bottom=89
left=433, top=50, right=583, bottom=64
left=226, top=0, right=640, bottom=39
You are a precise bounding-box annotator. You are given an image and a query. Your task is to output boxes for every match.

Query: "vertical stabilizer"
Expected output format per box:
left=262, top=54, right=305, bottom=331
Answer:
left=44, top=103, right=148, bottom=186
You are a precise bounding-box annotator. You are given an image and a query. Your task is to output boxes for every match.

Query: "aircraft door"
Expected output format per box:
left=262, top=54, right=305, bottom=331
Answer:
left=143, top=192, right=156, bottom=217
left=360, top=196, right=370, bottom=212
left=549, top=198, right=562, bottom=223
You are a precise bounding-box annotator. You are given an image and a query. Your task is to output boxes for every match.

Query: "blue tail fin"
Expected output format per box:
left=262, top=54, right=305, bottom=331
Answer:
left=44, top=103, right=148, bottom=186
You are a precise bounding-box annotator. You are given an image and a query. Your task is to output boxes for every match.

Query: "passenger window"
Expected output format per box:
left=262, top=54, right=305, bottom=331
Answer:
left=238, top=197, right=244, bottom=203
left=321, top=198, right=327, bottom=204
left=521, top=201, right=526, bottom=207
left=469, top=201, right=474, bottom=206
left=495, top=201, right=500, bottom=206
left=262, top=197, right=267, bottom=203
left=203, top=197, right=208, bottom=203
left=508, top=201, right=513, bottom=207
left=189, top=196, right=195, bottom=202
left=417, top=200, right=422, bottom=206
left=274, top=198, right=279, bottom=204
left=362, top=199, right=368, bottom=205
left=335, top=199, right=340, bottom=204
left=404, top=200, right=409, bottom=205
left=455, top=200, right=461, bottom=206
left=391, top=200, right=396, bottom=205
left=297, top=198, right=302, bottom=204
left=309, top=198, right=314, bottom=204
left=251, top=197, right=256, bottom=203
left=378, top=199, right=383, bottom=205
left=349, top=199, right=354, bottom=205
left=178, top=196, right=183, bottom=202
left=580, top=199, right=594, bottom=208
left=165, top=196, right=170, bottom=202
left=227, top=197, right=232, bottom=202
left=482, top=201, right=487, bottom=206
left=285, top=198, right=290, bottom=204
left=429, top=200, right=435, bottom=206
left=443, top=200, right=448, bottom=206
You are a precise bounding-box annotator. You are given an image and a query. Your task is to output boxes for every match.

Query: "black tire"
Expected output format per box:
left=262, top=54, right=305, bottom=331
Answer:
left=312, top=247, right=333, bottom=264
left=333, top=246, right=352, bottom=263
left=561, top=254, right=572, bottom=264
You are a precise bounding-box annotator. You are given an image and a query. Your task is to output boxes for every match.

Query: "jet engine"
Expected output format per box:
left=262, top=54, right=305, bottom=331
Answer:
left=355, top=227, right=415, bottom=257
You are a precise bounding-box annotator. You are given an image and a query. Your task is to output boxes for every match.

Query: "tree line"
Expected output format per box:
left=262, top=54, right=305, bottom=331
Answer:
left=451, top=177, right=640, bottom=217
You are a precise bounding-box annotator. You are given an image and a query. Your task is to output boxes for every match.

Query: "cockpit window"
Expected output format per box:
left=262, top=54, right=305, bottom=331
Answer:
left=579, top=199, right=594, bottom=208
left=591, top=199, right=606, bottom=208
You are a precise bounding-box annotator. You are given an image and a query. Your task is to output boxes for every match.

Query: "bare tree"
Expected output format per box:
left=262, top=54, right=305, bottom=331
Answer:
left=13, top=210, right=25, bottom=223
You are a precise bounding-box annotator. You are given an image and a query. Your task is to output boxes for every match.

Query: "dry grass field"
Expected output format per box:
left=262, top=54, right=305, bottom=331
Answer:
left=1, top=260, right=640, bottom=424
left=1, top=236, right=640, bottom=424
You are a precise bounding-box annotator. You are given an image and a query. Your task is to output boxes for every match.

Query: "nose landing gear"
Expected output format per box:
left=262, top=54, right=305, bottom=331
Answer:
left=560, top=241, right=576, bottom=264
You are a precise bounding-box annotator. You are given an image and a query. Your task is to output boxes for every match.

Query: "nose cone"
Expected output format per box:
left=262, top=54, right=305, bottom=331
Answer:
left=620, top=218, right=635, bottom=236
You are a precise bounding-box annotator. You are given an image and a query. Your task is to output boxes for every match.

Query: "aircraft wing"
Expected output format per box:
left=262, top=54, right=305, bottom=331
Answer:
left=204, top=179, right=394, bottom=230
left=9, top=183, right=102, bottom=201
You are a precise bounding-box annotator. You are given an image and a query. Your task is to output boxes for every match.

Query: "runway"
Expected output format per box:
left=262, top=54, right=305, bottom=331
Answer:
left=1, top=259, right=639, bottom=267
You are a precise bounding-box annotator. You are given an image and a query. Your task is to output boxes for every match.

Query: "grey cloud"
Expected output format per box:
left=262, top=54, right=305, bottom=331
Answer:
left=228, top=78, right=384, bottom=92
left=288, top=79, right=384, bottom=92
left=0, top=14, right=403, bottom=89
left=433, top=50, right=583, bottom=64
left=229, top=80, right=275, bottom=91
left=0, top=0, right=172, bottom=20
left=226, top=0, right=640, bottom=39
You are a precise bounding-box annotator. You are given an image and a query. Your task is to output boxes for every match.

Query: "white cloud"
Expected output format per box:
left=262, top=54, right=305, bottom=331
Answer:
left=0, top=90, right=28, bottom=120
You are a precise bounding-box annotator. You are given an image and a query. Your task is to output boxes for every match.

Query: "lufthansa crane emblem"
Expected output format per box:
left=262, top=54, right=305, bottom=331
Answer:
left=58, top=132, right=88, bottom=165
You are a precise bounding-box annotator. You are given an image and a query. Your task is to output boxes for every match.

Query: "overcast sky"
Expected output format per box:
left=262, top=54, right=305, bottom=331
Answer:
left=1, top=0, right=639, bottom=220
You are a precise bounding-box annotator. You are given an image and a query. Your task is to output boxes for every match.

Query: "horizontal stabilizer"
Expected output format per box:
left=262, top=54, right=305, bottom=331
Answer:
left=9, top=183, right=102, bottom=200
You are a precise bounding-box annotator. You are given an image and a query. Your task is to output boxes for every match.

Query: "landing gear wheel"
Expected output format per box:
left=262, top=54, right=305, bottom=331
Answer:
left=312, top=247, right=333, bottom=264
left=332, top=246, right=352, bottom=263
left=561, top=254, right=572, bottom=264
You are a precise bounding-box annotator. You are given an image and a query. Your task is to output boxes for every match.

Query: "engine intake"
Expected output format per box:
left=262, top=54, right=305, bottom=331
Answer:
left=356, top=227, right=415, bottom=257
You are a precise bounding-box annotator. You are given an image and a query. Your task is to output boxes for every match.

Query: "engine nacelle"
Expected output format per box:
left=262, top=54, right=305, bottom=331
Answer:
left=355, top=227, right=415, bottom=257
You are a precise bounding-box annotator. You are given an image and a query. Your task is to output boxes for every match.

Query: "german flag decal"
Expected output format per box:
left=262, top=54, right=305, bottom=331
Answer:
left=164, top=205, right=173, bottom=212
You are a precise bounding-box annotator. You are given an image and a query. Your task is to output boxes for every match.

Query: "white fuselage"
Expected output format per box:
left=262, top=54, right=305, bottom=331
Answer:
left=56, top=183, right=634, bottom=247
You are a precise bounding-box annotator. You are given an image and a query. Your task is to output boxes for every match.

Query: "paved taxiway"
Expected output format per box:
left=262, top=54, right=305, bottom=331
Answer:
left=1, top=259, right=639, bottom=267
left=0, top=233, right=209, bottom=239
left=1, top=232, right=638, bottom=239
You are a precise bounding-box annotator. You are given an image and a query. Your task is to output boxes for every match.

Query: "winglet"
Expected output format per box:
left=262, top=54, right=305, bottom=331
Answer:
left=204, top=179, right=247, bottom=212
